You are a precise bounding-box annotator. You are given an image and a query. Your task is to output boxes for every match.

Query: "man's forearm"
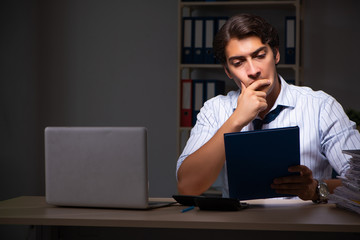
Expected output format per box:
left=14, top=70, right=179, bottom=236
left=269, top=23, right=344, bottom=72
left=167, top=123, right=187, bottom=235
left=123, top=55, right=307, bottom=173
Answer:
left=177, top=131, right=227, bottom=195
left=177, top=113, right=247, bottom=195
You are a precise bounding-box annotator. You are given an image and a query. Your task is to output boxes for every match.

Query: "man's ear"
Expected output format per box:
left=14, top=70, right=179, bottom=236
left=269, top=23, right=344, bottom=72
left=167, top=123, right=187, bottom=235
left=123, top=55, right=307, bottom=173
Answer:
left=224, top=65, right=233, bottom=79
left=275, top=47, right=280, bottom=64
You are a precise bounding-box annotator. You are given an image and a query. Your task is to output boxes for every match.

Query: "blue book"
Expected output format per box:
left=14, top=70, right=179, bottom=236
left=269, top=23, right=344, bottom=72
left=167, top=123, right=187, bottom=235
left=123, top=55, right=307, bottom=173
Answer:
left=224, top=126, right=300, bottom=200
left=285, top=16, right=296, bottom=64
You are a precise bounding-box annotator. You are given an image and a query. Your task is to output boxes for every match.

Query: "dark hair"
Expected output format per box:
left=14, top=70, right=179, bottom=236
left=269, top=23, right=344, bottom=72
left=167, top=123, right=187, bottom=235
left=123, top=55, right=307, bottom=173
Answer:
left=213, top=13, right=279, bottom=65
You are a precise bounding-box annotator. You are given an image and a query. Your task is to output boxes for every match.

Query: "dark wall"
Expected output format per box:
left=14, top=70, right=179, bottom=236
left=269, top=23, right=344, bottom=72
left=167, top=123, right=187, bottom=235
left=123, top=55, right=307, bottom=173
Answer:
left=303, top=0, right=360, bottom=110
left=1, top=0, right=178, bottom=203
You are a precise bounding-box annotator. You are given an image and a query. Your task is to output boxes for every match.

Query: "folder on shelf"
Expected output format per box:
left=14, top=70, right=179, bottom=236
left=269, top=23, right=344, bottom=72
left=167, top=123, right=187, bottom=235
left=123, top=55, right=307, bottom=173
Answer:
left=204, top=80, right=225, bottom=101
left=182, top=17, right=193, bottom=64
left=215, top=17, right=228, bottom=32
left=285, top=16, right=296, bottom=64
left=182, top=16, right=228, bottom=64
left=191, top=79, right=225, bottom=126
left=214, top=17, right=228, bottom=64
left=180, top=79, right=192, bottom=127
left=193, top=17, right=204, bottom=64
left=204, top=17, right=215, bottom=64
left=191, top=80, right=205, bottom=126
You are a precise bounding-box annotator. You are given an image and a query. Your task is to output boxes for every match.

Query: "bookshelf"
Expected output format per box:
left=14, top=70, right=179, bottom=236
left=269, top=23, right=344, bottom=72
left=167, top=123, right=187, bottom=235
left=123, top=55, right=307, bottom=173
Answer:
left=177, top=0, right=302, bottom=154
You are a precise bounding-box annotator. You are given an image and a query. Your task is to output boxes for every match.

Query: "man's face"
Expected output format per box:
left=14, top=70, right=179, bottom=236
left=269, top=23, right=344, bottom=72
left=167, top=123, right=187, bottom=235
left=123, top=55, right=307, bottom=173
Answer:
left=224, top=36, right=280, bottom=95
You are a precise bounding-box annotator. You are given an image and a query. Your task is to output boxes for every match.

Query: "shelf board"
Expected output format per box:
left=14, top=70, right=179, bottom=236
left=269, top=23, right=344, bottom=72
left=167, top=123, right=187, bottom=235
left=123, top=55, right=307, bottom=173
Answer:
left=180, top=1, right=298, bottom=8
left=181, top=64, right=223, bottom=69
left=181, top=63, right=298, bottom=70
left=277, top=64, right=297, bottom=70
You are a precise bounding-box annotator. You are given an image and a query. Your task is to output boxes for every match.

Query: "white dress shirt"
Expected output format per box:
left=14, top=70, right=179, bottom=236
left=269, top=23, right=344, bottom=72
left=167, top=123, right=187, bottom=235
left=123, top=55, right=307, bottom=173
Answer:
left=177, top=76, right=360, bottom=197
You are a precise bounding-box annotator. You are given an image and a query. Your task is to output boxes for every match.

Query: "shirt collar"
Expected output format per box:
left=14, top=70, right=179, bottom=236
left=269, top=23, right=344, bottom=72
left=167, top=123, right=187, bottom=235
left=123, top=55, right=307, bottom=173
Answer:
left=273, top=75, right=296, bottom=110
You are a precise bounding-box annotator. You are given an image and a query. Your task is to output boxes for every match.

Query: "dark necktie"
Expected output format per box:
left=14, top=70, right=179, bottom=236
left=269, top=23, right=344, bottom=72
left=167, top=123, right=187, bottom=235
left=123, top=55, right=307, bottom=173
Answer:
left=253, top=105, right=285, bottom=130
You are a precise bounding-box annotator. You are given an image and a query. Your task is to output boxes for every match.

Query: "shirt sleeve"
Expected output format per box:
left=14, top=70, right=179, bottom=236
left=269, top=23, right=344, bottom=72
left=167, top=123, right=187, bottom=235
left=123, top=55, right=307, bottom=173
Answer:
left=176, top=94, right=234, bottom=179
left=319, top=94, right=360, bottom=176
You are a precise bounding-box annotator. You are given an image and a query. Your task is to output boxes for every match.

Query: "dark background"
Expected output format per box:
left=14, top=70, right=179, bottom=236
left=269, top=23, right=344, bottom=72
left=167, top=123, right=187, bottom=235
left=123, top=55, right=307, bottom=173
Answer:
left=1, top=0, right=360, bottom=238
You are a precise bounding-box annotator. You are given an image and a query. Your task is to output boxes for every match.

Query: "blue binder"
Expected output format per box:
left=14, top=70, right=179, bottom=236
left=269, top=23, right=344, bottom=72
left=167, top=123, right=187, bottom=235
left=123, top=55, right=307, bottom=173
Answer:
left=192, top=17, right=205, bottom=64
left=191, top=80, right=205, bottom=126
left=215, top=17, right=228, bottom=34
left=214, top=17, right=228, bottom=64
left=285, top=16, right=296, bottom=64
left=225, top=126, right=300, bottom=200
left=182, top=17, right=193, bottom=64
left=204, top=17, right=215, bottom=64
left=204, top=80, right=225, bottom=101
left=191, top=79, right=225, bottom=126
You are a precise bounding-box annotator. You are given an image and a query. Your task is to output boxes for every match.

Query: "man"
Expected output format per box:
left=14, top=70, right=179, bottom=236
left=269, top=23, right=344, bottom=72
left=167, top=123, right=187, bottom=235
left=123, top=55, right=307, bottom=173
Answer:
left=176, top=13, right=360, bottom=202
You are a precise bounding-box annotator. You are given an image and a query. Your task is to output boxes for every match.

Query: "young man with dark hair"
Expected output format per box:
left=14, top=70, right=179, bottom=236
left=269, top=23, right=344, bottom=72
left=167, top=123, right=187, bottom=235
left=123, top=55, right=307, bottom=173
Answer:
left=176, top=13, right=360, bottom=203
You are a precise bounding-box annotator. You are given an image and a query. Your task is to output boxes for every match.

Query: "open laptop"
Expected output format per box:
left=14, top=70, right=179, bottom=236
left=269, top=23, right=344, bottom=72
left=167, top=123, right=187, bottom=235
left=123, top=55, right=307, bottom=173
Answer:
left=45, top=126, right=174, bottom=209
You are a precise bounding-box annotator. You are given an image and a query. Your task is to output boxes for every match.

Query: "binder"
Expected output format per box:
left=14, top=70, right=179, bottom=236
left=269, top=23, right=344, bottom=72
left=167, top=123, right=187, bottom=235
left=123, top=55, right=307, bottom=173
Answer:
left=191, top=80, right=205, bottom=126
left=182, top=17, right=193, bottom=63
left=191, top=79, right=225, bottom=126
left=214, top=17, right=228, bottom=64
left=180, top=79, right=192, bottom=127
left=285, top=16, right=296, bottom=64
left=193, top=17, right=204, bottom=64
left=204, top=80, right=225, bottom=101
left=215, top=17, right=228, bottom=33
left=182, top=16, right=228, bottom=64
left=204, top=17, right=215, bottom=64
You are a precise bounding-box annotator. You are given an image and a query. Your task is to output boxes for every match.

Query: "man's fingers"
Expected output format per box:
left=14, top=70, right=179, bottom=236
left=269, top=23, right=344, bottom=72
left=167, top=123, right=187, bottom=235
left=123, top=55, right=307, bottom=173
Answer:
left=247, top=79, right=271, bottom=91
left=240, top=79, right=270, bottom=92
left=240, top=81, right=247, bottom=91
left=254, top=91, right=267, bottom=98
left=288, top=165, right=313, bottom=176
left=273, top=175, right=313, bottom=184
left=271, top=183, right=310, bottom=190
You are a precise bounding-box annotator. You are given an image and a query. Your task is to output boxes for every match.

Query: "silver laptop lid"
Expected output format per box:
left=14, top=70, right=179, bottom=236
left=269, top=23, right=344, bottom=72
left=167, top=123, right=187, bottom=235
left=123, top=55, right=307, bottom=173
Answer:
left=45, top=127, right=149, bottom=209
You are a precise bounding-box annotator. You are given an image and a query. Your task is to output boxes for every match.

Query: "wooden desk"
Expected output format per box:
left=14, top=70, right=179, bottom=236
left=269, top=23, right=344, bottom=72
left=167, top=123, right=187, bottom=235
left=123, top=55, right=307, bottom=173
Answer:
left=1, top=196, right=360, bottom=239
